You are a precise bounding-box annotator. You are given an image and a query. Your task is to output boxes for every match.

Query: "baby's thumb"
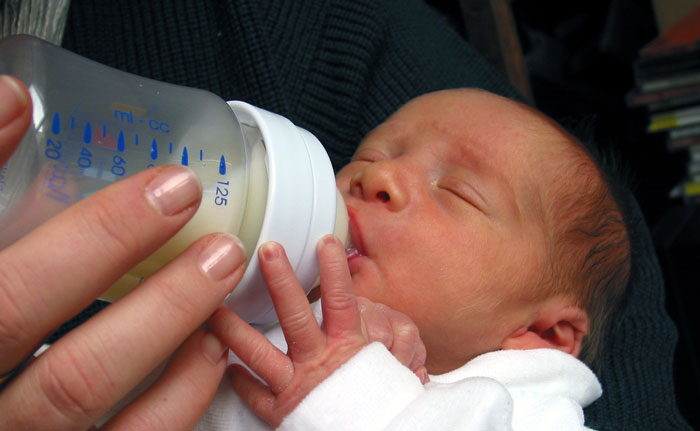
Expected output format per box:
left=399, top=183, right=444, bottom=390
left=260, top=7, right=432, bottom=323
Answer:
left=0, top=75, right=31, bottom=166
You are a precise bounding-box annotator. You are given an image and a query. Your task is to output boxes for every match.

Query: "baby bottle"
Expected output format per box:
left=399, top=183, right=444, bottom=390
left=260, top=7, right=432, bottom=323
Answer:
left=0, top=35, right=348, bottom=324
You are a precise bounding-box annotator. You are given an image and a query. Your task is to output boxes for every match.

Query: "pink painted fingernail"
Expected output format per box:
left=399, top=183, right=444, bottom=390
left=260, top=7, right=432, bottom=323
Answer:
left=0, top=75, right=29, bottom=128
left=199, top=234, right=246, bottom=280
left=201, top=332, right=228, bottom=365
left=145, top=166, right=202, bottom=216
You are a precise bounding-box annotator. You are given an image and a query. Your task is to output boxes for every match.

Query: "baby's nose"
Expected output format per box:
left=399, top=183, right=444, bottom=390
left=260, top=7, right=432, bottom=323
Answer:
left=350, top=162, right=408, bottom=211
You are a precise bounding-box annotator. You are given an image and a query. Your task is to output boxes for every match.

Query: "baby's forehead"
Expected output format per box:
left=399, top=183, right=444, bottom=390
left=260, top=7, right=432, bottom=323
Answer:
left=365, top=89, right=585, bottom=176
left=402, top=90, right=565, bottom=143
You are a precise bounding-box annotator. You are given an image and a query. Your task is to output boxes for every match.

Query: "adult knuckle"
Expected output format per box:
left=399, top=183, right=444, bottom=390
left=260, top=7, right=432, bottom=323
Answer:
left=0, top=265, right=36, bottom=360
left=181, top=371, right=215, bottom=411
left=153, top=278, right=201, bottom=323
left=36, top=347, right=114, bottom=424
left=116, top=410, right=165, bottom=431
left=0, top=265, right=34, bottom=352
left=79, top=199, right=140, bottom=258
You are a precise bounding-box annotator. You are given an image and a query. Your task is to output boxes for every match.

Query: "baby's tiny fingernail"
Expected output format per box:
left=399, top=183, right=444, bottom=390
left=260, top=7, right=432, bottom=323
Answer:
left=0, top=75, right=29, bottom=128
left=201, top=332, right=228, bottom=365
left=416, top=366, right=429, bottom=384
left=322, top=234, right=339, bottom=246
left=259, top=242, right=282, bottom=261
left=145, top=166, right=202, bottom=216
left=199, top=234, right=246, bottom=281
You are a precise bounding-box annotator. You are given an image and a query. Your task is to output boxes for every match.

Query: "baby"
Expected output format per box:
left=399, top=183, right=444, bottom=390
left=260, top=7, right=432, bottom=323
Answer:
left=201, top=88, right=631, bottom=430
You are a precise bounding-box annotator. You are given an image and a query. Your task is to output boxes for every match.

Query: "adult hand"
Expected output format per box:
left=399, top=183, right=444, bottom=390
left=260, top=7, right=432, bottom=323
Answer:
left=208, top=235, right=427, bottom=428
left=0, top=75, right=246, bottom=430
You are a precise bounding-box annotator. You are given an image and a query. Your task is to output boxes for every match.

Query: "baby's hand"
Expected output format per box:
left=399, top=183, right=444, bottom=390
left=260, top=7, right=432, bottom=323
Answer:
left=357, top=296, right=428, bottom=383
left=208, top=235, right=426, bottom=427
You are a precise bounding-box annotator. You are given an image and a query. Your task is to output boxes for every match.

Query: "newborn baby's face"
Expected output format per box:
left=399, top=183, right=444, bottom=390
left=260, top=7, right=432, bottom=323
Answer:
left=335, top=89, right=575, bottom=373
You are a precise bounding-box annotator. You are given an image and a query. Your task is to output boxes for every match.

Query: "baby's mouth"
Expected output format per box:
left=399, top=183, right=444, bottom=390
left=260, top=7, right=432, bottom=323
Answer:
left=346, top=243, right=364, bottom=260
left=345, top=206, right=367, bottom=262
left=345, top=234, right=364, bottom=260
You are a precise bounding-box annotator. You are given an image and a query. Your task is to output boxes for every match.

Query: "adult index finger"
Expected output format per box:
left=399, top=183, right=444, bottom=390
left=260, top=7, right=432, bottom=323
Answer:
left=0, top=232, right=246, bottom=430
left=102, top=329, right=228, bottom=431
left=0, top=165, right=200, bottom=374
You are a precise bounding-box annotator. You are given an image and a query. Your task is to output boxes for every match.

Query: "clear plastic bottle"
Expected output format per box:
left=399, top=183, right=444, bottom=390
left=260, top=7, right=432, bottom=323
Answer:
left=0, top=35, right=348, bottom=324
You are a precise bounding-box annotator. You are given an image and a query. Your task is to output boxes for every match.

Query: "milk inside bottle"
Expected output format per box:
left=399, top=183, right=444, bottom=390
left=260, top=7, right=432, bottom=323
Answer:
left=0, top=34, right=348, bottom=324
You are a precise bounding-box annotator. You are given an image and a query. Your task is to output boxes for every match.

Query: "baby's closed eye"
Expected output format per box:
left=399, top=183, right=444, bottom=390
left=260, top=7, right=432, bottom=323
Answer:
left=436, top=175, right=488, bottom=213
left=352, top=147, right=389, bottom=163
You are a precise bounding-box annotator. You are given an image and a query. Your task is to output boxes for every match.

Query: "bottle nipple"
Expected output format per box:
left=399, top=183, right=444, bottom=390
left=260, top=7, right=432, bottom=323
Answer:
left=333, top=189, right=349, bottom=248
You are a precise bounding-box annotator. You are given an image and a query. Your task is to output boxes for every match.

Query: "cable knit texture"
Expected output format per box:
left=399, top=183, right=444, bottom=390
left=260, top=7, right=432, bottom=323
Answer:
left=60, top=0, right=690, bottom=429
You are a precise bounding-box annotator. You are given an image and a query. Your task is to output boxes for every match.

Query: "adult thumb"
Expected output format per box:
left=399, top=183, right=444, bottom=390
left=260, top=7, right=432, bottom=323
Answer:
left=0, top=75, right=31, bottom=167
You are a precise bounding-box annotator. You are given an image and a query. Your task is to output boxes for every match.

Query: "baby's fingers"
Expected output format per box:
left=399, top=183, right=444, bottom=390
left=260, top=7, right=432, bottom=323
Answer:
left=388, top=313, right=428, bottom=383
left=228, top=364, right=276, bottom=423
left=209, top=307, right=292, bottom=395
left=259, top=242, right=325, bottom=362
left=386, top=310, right=425, bottom=371
left=317, top=235, right=362, bottom=340
left=358, top=298, right=427, bottom=382
left=357, top=298, right=394, bottom=347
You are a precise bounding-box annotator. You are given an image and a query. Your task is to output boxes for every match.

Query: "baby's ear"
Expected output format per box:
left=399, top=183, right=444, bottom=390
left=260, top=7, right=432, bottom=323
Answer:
left=501, top=299, right=589, bottom=357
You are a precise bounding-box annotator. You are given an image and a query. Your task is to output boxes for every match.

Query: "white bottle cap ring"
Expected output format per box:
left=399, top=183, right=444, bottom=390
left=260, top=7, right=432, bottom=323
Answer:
left=225, top=101, right=338, bottom=324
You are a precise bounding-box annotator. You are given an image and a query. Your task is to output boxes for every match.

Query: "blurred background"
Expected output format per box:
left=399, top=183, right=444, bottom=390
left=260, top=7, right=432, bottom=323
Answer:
left=425, top=0, right=699, bottom=427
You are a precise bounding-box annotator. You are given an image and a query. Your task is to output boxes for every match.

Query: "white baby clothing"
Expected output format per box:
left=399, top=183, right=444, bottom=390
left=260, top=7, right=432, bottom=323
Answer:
left=196, top=302, right=602, bottom=431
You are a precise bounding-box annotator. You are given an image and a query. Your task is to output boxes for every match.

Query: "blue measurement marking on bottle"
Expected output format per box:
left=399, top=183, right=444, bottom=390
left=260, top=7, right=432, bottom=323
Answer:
left=199, top=149, right=203, bottom=161
left=84, top=122, right=92, bottom=144
left=135, top=133, right=140, bottom=146
left=71, top=116, right=76, bottom=129
left=151, top=139, right=158, bottom=160
left=169, top=142, right=173, bottom=154
left=118, top=131, right=125, bottom=152
left=219, top=155, right=226, bottom=175
left=52, top=112, right=60, bottom=134
left=102, top=125, right=107, bottom=137
left=181, top=147, right=189, bottom=166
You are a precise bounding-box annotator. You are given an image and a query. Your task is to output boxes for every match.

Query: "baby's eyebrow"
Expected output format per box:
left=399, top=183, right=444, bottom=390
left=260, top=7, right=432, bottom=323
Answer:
left=451, top=140, right=523, bottom=219
left=453, top=141, right=496, bottom=177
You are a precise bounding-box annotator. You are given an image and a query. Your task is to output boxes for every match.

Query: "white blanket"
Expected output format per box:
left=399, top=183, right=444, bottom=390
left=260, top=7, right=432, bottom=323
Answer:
left=197, top=303, right=602, bottom=431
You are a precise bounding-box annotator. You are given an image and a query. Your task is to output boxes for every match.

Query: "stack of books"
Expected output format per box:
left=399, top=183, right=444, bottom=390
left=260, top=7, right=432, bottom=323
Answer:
left=627, top=6, right=700, bottom=203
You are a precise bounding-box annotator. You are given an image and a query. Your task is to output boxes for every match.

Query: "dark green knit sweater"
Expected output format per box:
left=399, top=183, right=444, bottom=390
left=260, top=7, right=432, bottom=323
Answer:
left=61, top=0, right=691, bottom=429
